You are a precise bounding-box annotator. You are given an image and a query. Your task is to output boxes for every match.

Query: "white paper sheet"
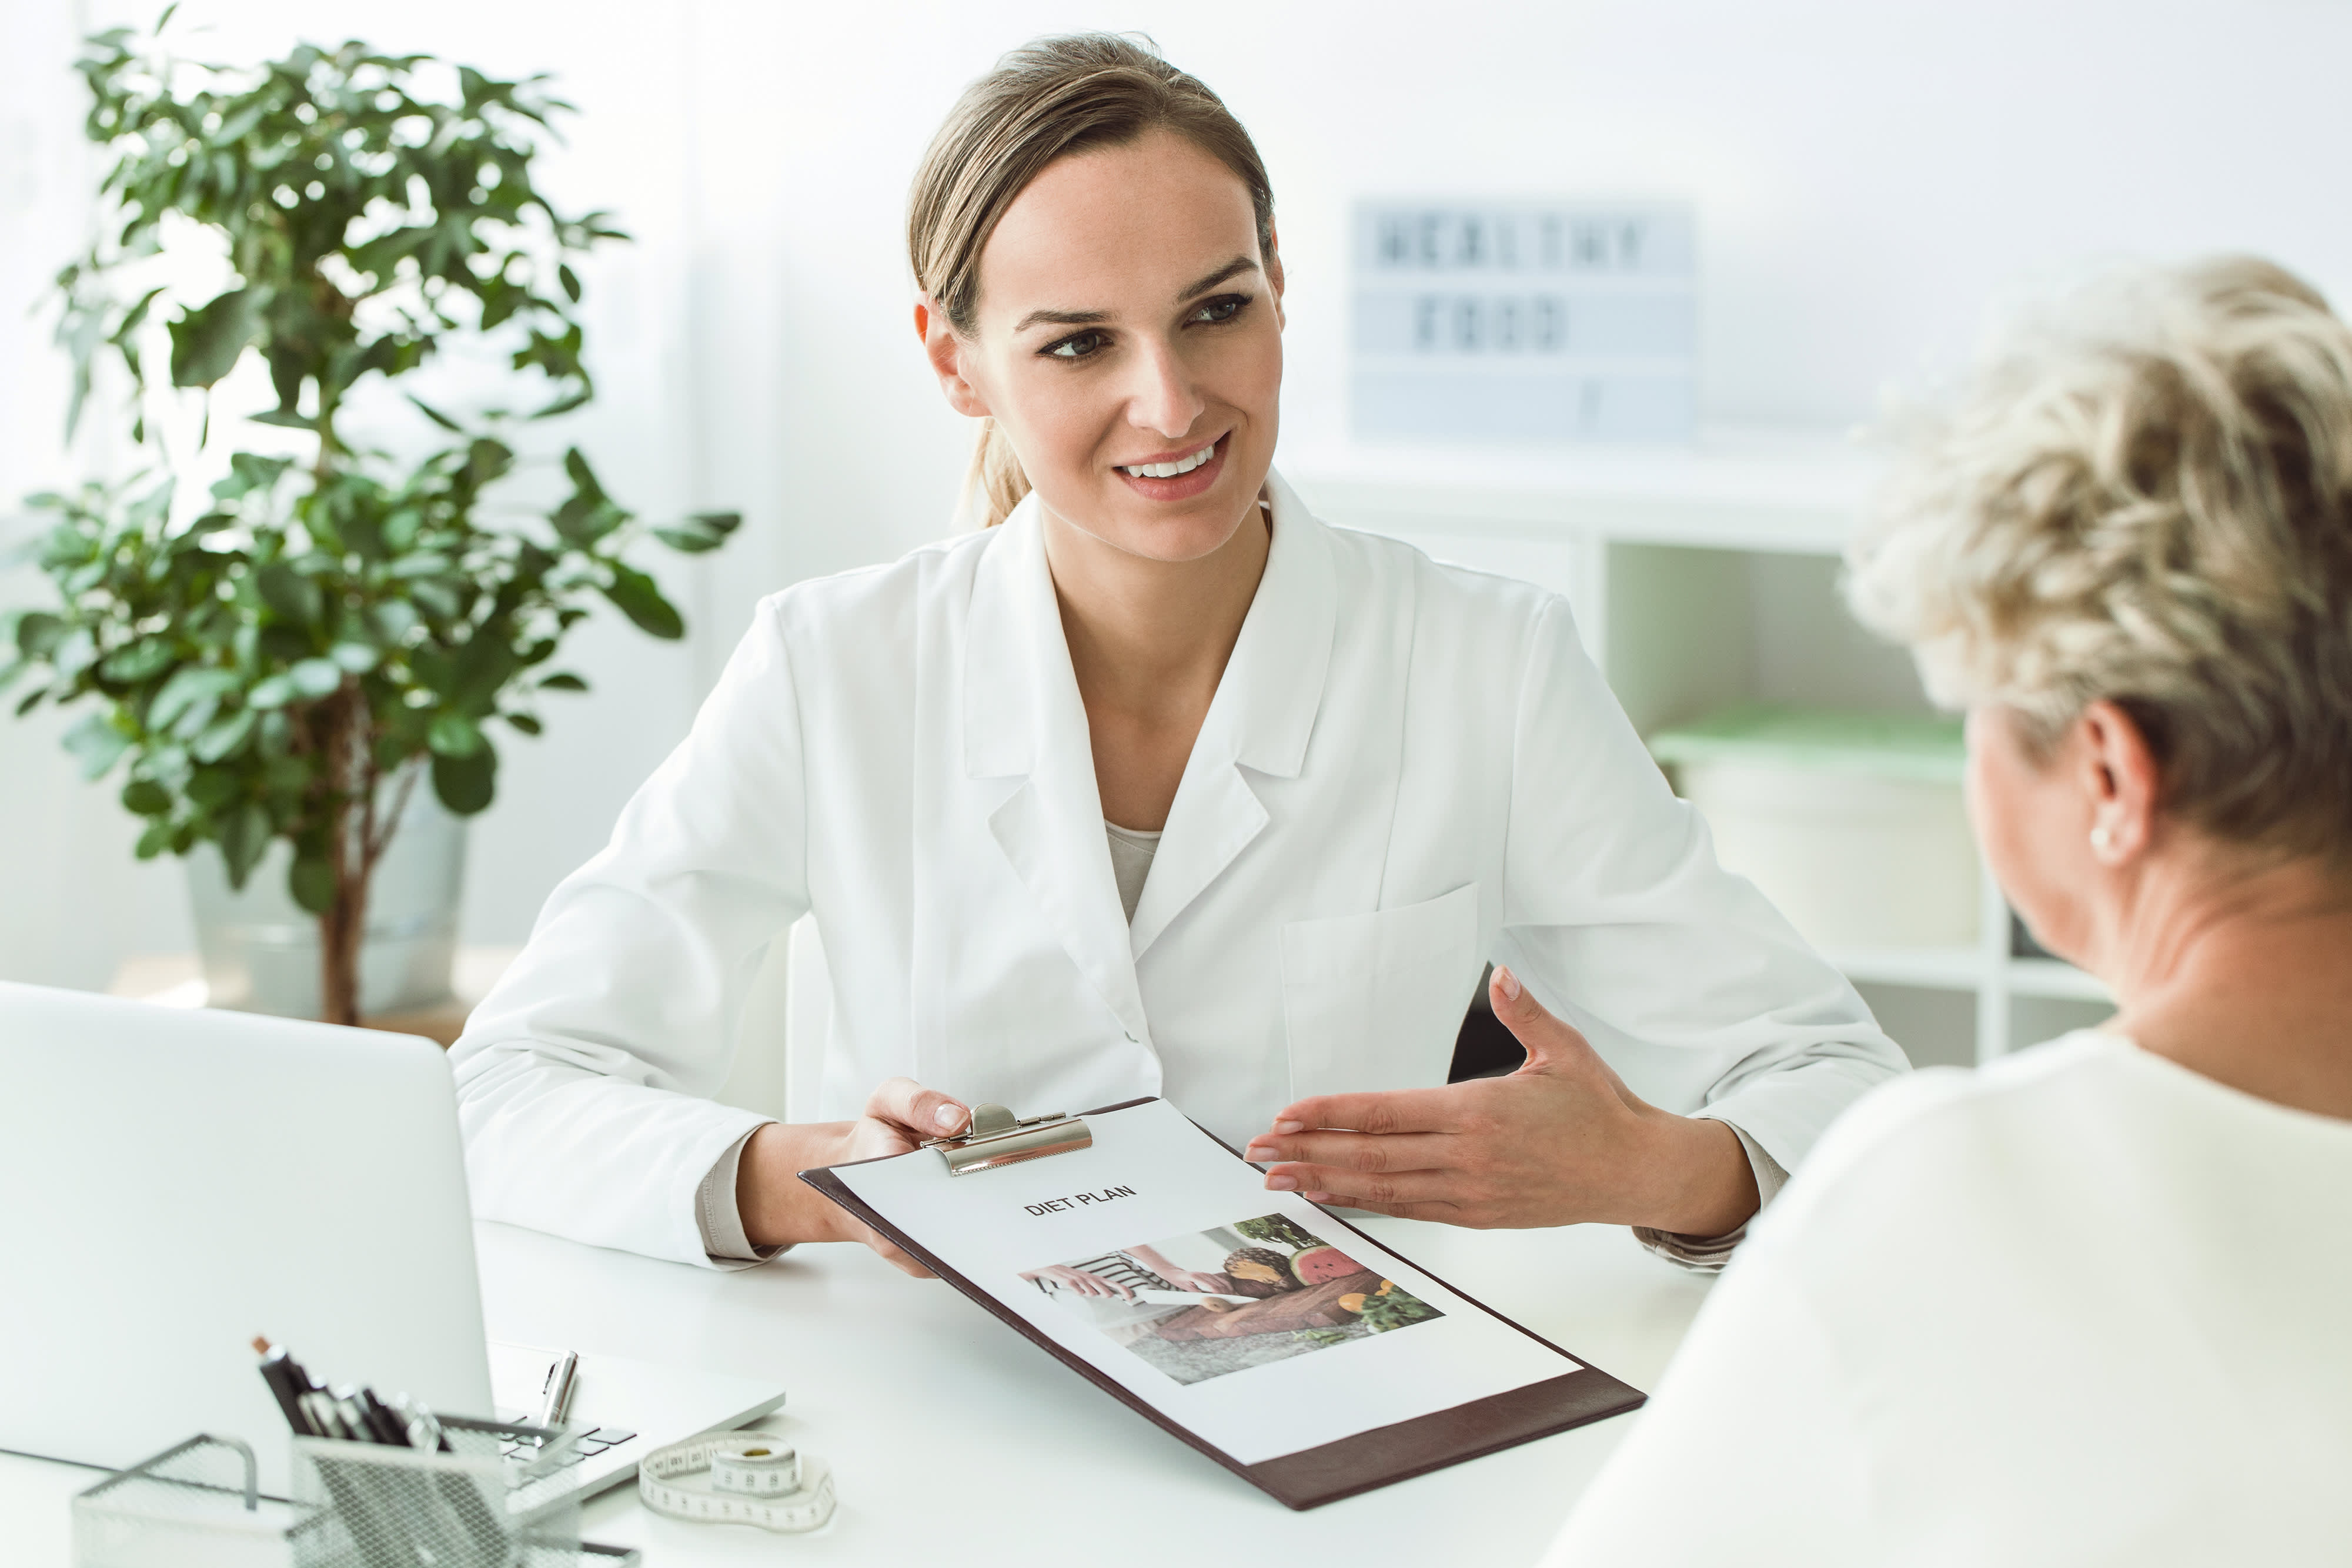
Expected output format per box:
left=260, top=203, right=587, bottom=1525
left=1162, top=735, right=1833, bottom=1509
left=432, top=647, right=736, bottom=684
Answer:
left=828, top=1100, right=1579, bottom=1466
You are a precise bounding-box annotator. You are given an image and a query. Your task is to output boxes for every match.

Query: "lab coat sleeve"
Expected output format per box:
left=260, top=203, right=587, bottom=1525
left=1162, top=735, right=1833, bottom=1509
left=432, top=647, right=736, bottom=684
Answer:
left=1497, top=598, right=1908, bottom=1179
left=448, top=597, right=810, bottom=1268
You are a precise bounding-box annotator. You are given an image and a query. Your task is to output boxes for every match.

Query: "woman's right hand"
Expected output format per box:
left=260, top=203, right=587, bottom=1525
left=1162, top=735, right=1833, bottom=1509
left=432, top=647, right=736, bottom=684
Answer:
left=1020, top=1263, right=1137, bottom=1299
left=736, top=1078, right=971, bottom=1276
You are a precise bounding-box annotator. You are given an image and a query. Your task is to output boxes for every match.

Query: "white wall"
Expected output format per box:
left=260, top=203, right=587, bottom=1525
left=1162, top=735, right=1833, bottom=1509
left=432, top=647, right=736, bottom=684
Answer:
left=8, top=0, right=2352, bottom=988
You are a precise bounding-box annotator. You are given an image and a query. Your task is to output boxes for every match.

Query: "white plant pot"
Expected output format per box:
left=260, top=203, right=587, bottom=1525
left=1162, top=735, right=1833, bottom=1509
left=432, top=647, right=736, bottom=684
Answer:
left=185, top=781, right=468, bottom=1018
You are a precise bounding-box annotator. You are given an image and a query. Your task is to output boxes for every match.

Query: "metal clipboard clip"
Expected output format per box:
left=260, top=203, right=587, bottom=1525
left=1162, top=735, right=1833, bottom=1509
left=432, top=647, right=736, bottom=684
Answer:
left=919, top=1103, right=1092, bottom=1176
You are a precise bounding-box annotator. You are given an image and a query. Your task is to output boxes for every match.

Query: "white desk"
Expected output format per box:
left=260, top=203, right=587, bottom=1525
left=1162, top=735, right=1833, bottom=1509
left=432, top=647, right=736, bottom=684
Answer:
left=1, top=1216, right=1713, bottom=1564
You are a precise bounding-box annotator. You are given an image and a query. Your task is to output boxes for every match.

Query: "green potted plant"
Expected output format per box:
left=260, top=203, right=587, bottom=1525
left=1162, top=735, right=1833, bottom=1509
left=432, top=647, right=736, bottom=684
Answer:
left=1, top=18, right=737, bottom=1026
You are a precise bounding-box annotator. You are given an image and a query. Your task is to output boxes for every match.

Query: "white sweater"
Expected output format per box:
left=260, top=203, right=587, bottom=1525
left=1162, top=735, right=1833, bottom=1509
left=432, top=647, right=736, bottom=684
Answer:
left=1546, top=1031, right=2352, bottom=1567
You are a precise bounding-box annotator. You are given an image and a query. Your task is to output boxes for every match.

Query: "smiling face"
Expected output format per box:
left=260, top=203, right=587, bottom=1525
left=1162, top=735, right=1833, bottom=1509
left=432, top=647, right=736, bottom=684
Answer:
left=922, top=129, right=1284, bottom=562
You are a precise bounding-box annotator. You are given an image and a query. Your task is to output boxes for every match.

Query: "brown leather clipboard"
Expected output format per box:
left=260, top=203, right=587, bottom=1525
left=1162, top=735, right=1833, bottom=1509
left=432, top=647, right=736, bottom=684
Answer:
left=800, top=1097, right=1646, bottom=1510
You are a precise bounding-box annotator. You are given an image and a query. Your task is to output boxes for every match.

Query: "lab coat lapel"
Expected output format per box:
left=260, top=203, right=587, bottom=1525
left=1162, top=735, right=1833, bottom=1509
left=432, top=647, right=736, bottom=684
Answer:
left=1129, top=474, right=1336, bottom=959
left=964, top=500, right=1154, bottom=1047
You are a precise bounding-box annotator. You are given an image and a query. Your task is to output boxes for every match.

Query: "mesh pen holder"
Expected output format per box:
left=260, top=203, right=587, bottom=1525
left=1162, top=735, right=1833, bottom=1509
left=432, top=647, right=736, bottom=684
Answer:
left=290, top=1416, right=610, bottom=1568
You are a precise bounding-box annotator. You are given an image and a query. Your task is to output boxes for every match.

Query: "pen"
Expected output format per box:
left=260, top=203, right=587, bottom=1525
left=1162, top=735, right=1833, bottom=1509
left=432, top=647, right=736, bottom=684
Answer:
left=537, top=1350, right=579, bottom=1430
left=355, top=1388, right=410, bottom=1447
left=331, top=1386, right=382, bottom=1446
left=302, top=1390, right=352, bottom=1440
left=252, top=1337, right=319, bottom=1437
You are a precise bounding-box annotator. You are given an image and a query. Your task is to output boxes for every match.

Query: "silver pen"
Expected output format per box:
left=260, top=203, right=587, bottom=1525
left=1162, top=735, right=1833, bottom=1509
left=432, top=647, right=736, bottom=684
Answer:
left=537, top=1350, right=580, bottom=1430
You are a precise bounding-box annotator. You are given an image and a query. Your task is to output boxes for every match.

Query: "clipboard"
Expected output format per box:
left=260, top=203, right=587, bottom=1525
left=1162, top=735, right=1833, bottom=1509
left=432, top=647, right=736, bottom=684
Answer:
left=801, top=1097, right=1645, bottom=1510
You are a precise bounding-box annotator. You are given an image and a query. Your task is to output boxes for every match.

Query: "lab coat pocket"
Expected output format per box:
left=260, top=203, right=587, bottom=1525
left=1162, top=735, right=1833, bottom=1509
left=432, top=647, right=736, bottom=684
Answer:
left=1281, top=882, right=1480, bottom=1102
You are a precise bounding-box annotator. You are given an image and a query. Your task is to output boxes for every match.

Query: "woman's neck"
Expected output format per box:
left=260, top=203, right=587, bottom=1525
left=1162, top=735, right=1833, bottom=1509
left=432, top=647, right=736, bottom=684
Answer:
left=2103, top=849, right=2352, bottom=1119
left=1040, top=496, right=1271, bottom=831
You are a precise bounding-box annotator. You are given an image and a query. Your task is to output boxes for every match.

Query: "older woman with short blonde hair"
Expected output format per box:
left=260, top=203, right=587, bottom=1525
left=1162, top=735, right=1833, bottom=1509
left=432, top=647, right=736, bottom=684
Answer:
left=1543, top=257, right=2352, bottom=1566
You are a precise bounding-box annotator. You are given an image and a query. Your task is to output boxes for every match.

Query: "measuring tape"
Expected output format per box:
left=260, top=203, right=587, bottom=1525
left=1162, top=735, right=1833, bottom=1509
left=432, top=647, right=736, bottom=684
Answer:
left=637, top=1435, right=836, bottom=1532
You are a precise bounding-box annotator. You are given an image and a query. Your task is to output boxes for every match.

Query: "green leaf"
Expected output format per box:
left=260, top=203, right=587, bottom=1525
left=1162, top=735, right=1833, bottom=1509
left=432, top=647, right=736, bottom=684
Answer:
left=63, top=712, right=132, bottom=779
left=14, top=611, right=66, bottom=658
left=98, top=637, right=176, bottom=684
left=410, top=580, right=462, bottom=620
left=451, top=635, right=516, bottom=710
left=220, top=446, right=290, bottom=496
left=186, top=766, right=239, bottom=810
left=561, top=447, right=604, bottom=502
left=168, top=286, right=270, bottom=390
left=329, top=641, right=379, bottom=673
left=247, top=673, right=296, bottom=708
left=51, top=627, right=98, bottom=680
left=652, top=511, right=736, bottom=554
left=288, top=657, right=343, bottom=699
left=255, top=563, right=322, bottom=628
left=557, top=262, right=581, bottom=303
left=368, top=601, right=419, bottom=644
left=432, top=744, right=497, bottom=815
left=601, top=564, right=683, bottom=639
left=381, top=508, right=422, bottom=554
left=216, top=801, right=272, bottom=888
left=148, top=665, right=239, bottom=733
left=212, top=452, right=295, bottom=502
left=121, top=778, right=173, bottom=815
left=289, top=852, right=337, bottom=915
left=538, top=671, right=587, bottom=692
left=427, top=710, right=485, bottom=757
left=134, top=818, right=176, bottom=860
left=191, top=707, right=258, bottom=763
left=407, top=394, right=465, bottom=432
left=466, top=437, right=514, bottom=486
left=556, top=499, right=627, bottom=547
left=504, top=711, right=542, bottom=736
left=249, top=409, right=317, bottom=430
left=529, top=387, right=591, bottom=420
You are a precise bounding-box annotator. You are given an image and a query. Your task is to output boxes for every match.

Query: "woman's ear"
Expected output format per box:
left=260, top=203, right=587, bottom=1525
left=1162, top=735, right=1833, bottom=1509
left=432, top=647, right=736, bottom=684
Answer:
left=1265, top=226, right=1287, bottom=329
left=914, top=294, right=992, bottom=419
left=2079, top=699, right=2162, bottom=865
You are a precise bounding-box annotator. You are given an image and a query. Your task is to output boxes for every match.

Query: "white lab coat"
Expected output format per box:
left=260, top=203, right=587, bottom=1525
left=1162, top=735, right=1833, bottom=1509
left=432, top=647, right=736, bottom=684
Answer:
left=450, top=474, right=1905, bottom=1267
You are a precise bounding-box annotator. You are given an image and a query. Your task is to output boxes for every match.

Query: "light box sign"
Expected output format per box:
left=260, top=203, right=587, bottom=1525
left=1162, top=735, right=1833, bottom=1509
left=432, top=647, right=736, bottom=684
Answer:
left=1351, top=202, right=1696, bottom=442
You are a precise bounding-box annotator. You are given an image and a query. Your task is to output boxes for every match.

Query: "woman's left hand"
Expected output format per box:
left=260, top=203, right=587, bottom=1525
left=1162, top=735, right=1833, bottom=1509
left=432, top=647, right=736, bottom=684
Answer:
left=1242, top=967, right=1760, bottom=1237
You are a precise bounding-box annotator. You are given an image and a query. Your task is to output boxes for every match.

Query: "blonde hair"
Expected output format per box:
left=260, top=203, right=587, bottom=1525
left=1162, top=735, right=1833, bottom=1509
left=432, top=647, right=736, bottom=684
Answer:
left=1846, top=256, right=2352, bottom=860
left=906, top=34, right=1276, bottom=527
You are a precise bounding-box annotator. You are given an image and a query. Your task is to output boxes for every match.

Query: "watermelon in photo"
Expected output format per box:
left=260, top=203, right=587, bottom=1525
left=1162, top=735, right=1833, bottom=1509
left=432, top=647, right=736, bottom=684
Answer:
left=1289, top=1245, right=1364, bottom=1285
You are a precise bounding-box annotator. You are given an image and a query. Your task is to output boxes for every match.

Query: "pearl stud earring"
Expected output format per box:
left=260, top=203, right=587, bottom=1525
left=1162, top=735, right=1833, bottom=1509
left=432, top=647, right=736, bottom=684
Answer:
left=2090, top=825, right=2114, bottom=852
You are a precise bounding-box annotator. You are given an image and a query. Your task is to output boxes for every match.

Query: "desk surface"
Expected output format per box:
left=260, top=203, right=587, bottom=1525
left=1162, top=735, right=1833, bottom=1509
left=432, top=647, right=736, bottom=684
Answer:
left=2, top=1215, right=1712, bottom=1565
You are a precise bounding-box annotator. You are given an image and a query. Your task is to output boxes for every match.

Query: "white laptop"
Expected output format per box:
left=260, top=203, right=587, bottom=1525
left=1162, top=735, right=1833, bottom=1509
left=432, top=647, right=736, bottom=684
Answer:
left=0, top=981, right=784, bottom=1497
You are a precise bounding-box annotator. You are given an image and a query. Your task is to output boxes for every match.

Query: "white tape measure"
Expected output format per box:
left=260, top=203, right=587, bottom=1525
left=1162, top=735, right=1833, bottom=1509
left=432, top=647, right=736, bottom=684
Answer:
left=638, top=1435, right=836, bottom=1532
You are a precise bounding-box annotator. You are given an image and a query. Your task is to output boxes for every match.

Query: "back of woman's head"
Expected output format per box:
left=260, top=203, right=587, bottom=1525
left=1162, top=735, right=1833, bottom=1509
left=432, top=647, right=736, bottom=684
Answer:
left=1847, top=256, right=2352, bottom=862
left=907, top=34, right=1275, bottom=527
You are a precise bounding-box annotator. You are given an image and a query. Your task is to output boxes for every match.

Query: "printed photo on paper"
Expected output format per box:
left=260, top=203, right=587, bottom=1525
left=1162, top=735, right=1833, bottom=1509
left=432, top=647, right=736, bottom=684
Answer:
left=1019, top=1213, right=1444, bottom=1386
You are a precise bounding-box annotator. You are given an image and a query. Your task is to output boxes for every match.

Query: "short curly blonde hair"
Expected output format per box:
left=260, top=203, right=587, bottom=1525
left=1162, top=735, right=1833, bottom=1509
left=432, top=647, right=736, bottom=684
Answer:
left=1845, top=256, right=2352, bottom=860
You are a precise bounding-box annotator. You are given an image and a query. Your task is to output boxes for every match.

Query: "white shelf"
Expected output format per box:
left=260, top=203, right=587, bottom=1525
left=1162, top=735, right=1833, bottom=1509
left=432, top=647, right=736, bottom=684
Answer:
left=1825, top=945, right=1986, bottom=992
left=2007, top=958, right=2113, bottom=1004
left=1287, top=430, right=2118, bottom=1067
left=1279, top=427, right=1876, bottom=556
left=1828, top=946, right=2112, bottom=1006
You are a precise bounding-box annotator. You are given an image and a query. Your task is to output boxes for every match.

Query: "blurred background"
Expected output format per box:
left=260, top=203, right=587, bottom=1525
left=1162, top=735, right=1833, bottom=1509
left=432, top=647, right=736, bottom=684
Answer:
left=7, top=0, right=2348, bottom=1072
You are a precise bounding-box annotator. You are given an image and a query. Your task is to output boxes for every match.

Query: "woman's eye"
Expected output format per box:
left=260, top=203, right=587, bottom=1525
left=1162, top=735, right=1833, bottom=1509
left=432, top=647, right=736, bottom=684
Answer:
left=1191, top=294, right=1250, bottom=325
left=1045, top=330, right=1108, bottom=360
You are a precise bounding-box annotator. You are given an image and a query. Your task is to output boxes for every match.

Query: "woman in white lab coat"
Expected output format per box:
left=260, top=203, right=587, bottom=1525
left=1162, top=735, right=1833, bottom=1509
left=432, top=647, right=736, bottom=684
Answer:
left=449, top=34, right=1903, bottom=1272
